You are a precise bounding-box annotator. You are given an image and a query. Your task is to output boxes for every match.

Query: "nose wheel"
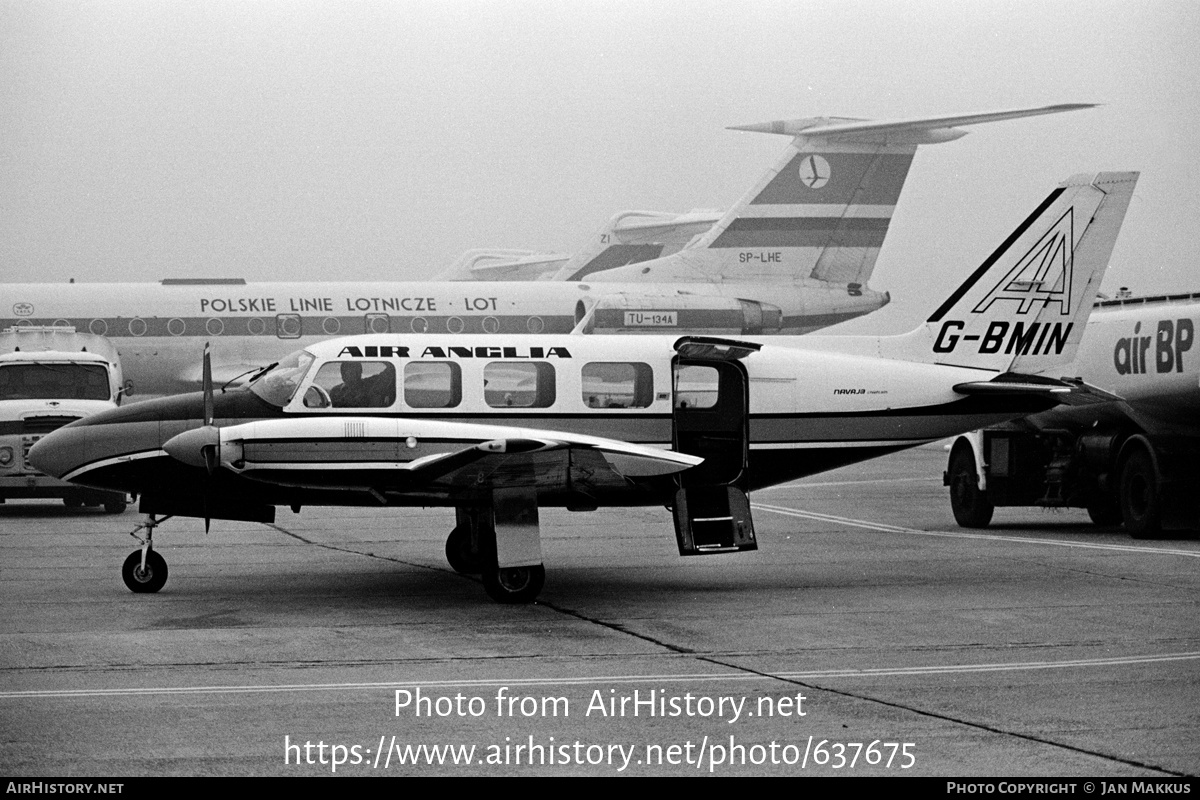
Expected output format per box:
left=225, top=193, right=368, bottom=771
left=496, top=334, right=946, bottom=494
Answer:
left=122, top=550, right=168, bottom=593
left=121, top=514, right=172, bottom=593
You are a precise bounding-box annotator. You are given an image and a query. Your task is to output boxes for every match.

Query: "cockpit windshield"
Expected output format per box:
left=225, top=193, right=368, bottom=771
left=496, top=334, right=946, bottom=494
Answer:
left=248, top=349, right=315, bottom=408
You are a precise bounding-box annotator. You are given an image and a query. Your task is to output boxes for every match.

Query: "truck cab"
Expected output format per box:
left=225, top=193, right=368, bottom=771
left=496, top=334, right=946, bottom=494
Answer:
left=0, top=327, right=129, bottom=512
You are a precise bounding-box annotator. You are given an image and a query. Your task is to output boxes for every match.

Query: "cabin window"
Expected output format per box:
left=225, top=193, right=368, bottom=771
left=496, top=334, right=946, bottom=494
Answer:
left=404, top=362, right=462, bottom=408
left=674, top=364, right=719, bottom=409
left=303, top=360, right=396, bottom=409
left=276, top=314, right=302, bottom=339
left=484, top=362, right=556, bottom=408
left=365, top=313, right=390, bottom=334
left=582, top=362, right=653, bottom=409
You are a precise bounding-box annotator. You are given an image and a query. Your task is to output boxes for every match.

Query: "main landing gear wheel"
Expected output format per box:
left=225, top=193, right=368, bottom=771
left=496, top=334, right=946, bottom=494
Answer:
left=1120, top=448, right=1161, bottom=539
left=445, top=525, right=483, bottom=574
left=948, top=447, right=993, bottom=528
left=122, top=550, right=168, bottom=593
left=482, top=564, right=545, bottom=604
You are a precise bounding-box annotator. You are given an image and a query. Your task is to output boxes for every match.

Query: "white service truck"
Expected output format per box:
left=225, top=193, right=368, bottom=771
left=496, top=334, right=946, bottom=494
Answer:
left=945, top=292, right=1199, bottom=537
left=0, top=327, right=129, bottom=512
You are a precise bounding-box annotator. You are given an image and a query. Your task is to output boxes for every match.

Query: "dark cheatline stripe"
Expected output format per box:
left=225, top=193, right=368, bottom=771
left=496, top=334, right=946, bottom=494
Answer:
left=751, top=152, right=915, bottom=206
left=710, top=217, right=889, bottom=249
left=927, top=187, right=1066, bottom=323
left=0, top=314, right=579, bottom=338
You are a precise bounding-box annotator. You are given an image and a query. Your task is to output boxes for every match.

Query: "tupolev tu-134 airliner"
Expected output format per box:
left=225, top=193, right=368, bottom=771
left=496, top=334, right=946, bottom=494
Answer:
left=2, top=105, right=1093, bottom=396
left=29, top=172, right=1137, bottom=603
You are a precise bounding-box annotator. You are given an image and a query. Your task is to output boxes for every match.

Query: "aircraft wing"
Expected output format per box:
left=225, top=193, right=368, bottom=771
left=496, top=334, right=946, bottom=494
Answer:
left=953, top=375, right=1121, bottom=406
left=163, top=416, right=702, bottom=496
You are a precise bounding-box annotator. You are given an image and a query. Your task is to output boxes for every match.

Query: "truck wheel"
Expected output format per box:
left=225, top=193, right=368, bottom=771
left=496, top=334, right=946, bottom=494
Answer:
left=949, top=447, right=993, bottom=528
left=1086, top=499, right=1122, bottom=527
left=104, top=498, right=128, bottom=514
left=63, top=496, right=83, bottom=509
left=1119, top=448, right=1161, bottom=539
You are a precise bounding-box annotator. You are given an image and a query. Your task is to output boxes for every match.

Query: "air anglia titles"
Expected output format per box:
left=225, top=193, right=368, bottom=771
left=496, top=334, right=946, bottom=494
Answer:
left=336, top=345, right=572, bottom=359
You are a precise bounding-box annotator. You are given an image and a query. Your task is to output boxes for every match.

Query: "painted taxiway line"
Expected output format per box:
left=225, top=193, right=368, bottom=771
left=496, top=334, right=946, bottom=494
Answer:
left=4, top=652, right=1198, bottom=700
left=755, top=477, right=933, bottom=490
left=754, top=502, right=1200, bottom=558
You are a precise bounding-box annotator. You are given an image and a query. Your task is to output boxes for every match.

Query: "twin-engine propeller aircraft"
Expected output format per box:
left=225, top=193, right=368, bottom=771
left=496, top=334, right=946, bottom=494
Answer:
left=2, top=104, right=1091, bottom=396
left=30, top=172, right=1138, bottom=603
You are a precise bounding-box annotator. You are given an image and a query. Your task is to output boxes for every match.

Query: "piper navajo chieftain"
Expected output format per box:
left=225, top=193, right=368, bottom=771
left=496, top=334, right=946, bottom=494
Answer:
left=30, top=172, right=1137, bottom=603
left=2, top=105, right=1092, bottom=396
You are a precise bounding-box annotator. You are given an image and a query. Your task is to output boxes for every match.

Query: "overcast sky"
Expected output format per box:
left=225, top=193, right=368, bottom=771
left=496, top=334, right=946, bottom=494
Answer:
left=2, top=0, right=1196, bottom=332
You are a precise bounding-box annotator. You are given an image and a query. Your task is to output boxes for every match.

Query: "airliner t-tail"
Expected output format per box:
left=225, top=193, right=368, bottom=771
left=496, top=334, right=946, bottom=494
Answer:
left=2, top=104, right=1093, bottom=396
left=30, top=171, right=1137, bottom=603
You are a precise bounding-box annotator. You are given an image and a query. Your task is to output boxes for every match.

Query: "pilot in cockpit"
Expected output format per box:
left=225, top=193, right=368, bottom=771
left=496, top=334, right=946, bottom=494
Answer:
left=331, top=361, right=369, bottom=407
left=329, top=361, right=395, bottom=408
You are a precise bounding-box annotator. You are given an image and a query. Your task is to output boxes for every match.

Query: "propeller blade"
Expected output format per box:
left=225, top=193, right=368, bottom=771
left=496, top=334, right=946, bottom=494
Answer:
left=202, top=443, right=219, bottom=476
left=202, top=342, right=214, bottom=428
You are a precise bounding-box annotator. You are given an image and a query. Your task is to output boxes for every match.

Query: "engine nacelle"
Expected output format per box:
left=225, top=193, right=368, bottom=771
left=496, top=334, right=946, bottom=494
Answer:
left=575, top=294, right=783, bottom=335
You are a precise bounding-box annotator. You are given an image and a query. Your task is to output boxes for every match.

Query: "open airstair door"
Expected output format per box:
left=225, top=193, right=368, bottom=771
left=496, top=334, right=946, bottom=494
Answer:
left=671, top=337, right=759, bottom=556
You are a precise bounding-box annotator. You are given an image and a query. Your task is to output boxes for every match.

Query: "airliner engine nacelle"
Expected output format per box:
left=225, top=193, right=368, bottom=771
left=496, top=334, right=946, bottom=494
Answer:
left=575, top=294, right=783, bottom=336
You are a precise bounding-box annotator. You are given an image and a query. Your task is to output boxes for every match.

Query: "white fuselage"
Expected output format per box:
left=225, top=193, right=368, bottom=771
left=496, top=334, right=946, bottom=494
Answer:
left=0, top=280, right=886, bottom=396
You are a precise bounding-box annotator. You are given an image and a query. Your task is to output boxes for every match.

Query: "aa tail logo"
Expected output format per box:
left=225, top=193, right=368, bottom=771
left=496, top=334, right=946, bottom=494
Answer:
left=973, top=209, right=1074, bottom=316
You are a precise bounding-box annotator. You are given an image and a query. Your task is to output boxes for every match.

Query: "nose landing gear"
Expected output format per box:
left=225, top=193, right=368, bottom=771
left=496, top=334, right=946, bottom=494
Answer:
left=121, top=514, right=172, bottom=593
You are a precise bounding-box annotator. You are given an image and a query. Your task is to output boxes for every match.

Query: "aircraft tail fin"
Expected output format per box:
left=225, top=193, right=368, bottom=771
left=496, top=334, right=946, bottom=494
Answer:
left=889, top=171, right=1138, bottom=373
left=548, top=210, right=723, bottom=281
left=587, top=104, right=1096, bottom=290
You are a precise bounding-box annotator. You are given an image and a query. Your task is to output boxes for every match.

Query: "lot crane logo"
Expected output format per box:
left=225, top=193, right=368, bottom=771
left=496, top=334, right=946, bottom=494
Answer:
left=13, top=302, right=33, bottom=317
left=973, top=209, right=1074, bottom=316
left=798, top=155, right=831, bottom=189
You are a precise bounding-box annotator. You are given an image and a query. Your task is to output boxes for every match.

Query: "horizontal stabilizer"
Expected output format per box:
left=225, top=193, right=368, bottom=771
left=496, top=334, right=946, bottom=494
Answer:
left=730, top=104, right=1097, bottom=143
left=953, top=375, right=1121, bottom=406
left=435, top=249, right=571, bottom=282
